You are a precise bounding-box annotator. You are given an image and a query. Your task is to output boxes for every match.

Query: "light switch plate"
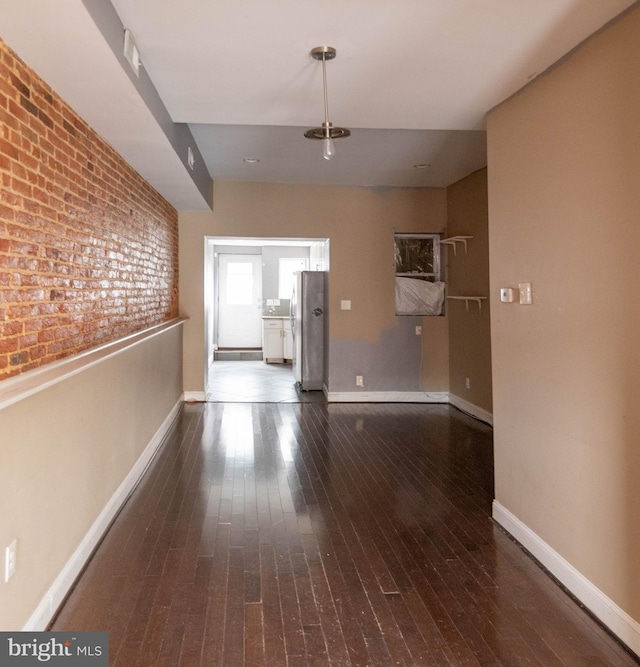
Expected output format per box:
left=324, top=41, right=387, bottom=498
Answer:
left=341, top=300, right=351, bottom=310
left=519, top=282, right=533, bottom=305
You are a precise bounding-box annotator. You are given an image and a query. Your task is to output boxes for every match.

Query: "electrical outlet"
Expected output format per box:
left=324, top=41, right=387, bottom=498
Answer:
left=356, top=375, right=364, bottom=387
left=4, top=540, right=17, bottom=582
left=415, top=326, right=422, bottom=335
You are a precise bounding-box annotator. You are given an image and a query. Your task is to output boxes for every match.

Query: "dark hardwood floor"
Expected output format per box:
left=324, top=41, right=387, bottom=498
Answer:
left=51, top=402, right=638, bottom=666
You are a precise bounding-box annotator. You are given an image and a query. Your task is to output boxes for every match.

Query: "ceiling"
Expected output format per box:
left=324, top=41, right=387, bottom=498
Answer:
left=1, top=0, right=636, bottom=209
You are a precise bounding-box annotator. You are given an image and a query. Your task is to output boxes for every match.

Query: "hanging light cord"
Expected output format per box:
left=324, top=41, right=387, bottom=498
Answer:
left=321, top=54, right=330, bottom=136
left=304, top=45, right=350, bottom=154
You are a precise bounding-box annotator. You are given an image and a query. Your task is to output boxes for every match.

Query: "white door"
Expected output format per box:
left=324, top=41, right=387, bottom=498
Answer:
left=218, top=255, right=262, bottom=348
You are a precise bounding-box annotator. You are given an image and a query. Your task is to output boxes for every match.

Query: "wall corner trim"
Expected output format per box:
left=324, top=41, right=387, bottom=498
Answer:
left=448, top=394, right=493, bottom=425
left=22, top=398, right=184, bottom=631
left=492, top=501, right=640, bottom=658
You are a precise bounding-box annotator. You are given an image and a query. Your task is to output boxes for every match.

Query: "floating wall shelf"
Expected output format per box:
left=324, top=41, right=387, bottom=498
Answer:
left=441, top=235, right=473, bottom=255
left=446, top=296, right=487, bottom=312
left=441, top=235, right=486, bottom=311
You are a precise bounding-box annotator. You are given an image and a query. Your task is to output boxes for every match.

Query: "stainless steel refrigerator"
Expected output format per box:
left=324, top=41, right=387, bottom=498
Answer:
left=291, top=271, right=326, bottom=391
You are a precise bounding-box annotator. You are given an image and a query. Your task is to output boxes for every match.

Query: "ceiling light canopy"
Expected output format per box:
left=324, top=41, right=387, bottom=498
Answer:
left=304, top=46, right=350, bottom=160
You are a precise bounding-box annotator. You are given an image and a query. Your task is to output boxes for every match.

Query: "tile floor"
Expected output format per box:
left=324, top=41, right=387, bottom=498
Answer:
left=206, top=360, right=326, bottom=403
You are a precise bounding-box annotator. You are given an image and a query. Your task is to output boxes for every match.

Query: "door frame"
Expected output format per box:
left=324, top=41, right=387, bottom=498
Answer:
left=204, top=237, right=330, bottom=394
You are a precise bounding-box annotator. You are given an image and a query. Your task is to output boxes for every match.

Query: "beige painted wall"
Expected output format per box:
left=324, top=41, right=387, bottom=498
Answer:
left=447, top=169, right=492, bottom=414
left=487, top=4, right=640, bottom=621
left=0, top=324, right=183, bottom=629
left=180, top=182, right=449, bottom=394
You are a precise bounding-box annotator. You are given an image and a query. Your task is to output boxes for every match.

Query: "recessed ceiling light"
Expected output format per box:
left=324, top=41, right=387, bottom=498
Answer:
left=243, top=158, right=260, bottom=164
left=413, top=163, right=431, bottom=169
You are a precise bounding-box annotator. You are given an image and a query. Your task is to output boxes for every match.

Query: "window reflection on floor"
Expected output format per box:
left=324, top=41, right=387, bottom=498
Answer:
left=220, top=403, right=255, bottom=457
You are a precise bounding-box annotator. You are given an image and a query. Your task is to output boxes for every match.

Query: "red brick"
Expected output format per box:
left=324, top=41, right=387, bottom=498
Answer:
left=24, top=318, right=43, bottom=333
left=9, top=350, right=29, bottom=365
left=0, top=138, right=19, bottom=160
left=19, top=333, right=38, bottom=348
left=0, top=336, right=19, bottom=354
left=10, top=240, right=39, bottom=256
left=2, top=321, right=23, bottom=336
left=0, top=40, right=178, bottom=381
left=46, top=341, right=63, bottom=355
left=11, top=176, right=32, bottom=197
left=37, top=329, right=55, bottom=343
left=29, top=344, right=46, bottom=360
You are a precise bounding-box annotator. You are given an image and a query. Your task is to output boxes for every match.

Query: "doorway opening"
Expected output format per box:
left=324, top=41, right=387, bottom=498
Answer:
left=204, top=237, right=329, bottom=402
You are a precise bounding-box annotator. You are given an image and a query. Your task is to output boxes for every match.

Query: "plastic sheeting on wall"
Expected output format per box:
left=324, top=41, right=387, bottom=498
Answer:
left=395, top=277, right=445, bottom=316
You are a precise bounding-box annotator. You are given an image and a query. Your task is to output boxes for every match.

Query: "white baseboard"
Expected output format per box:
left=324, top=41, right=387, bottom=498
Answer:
left=23, top=398, right=183, bottom=631
left=493, top=501, right=640, bottom=658
left=449, top=393, right=493, bottom=425
left=325, top=392, right=493, bottom=424
left=183, top=391, right=206, bottom=402
left=326, top=391, right=449, bottom=403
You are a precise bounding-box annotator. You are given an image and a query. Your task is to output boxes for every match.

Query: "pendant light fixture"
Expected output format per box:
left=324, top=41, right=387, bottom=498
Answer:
left=304, top=46, right=350, bottom=160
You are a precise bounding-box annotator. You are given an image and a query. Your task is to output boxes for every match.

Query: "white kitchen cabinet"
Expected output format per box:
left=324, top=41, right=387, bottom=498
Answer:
left=262, top=318, right=293, bottom=363
left=283, top=319, right=293, bottom=360
left=263, top=318, right=283, bottom=362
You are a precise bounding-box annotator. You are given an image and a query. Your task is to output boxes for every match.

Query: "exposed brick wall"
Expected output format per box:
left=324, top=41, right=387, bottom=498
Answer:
left=0, top=40, right=179, bottom=380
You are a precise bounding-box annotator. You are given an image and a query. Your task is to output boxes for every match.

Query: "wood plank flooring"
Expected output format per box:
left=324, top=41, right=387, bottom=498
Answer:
left=50, top=403, right=638, bottom=666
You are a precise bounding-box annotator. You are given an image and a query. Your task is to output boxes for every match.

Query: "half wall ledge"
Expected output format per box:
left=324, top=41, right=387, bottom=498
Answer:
left=0, top=319, right=186, bottom=412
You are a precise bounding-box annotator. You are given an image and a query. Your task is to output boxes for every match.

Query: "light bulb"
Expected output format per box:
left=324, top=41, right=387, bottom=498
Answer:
left=322, top=137, right=335, bottom=160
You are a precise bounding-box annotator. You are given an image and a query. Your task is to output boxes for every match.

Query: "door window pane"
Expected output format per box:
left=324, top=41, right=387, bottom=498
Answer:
left=226, top=262, right=253, bottom=305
